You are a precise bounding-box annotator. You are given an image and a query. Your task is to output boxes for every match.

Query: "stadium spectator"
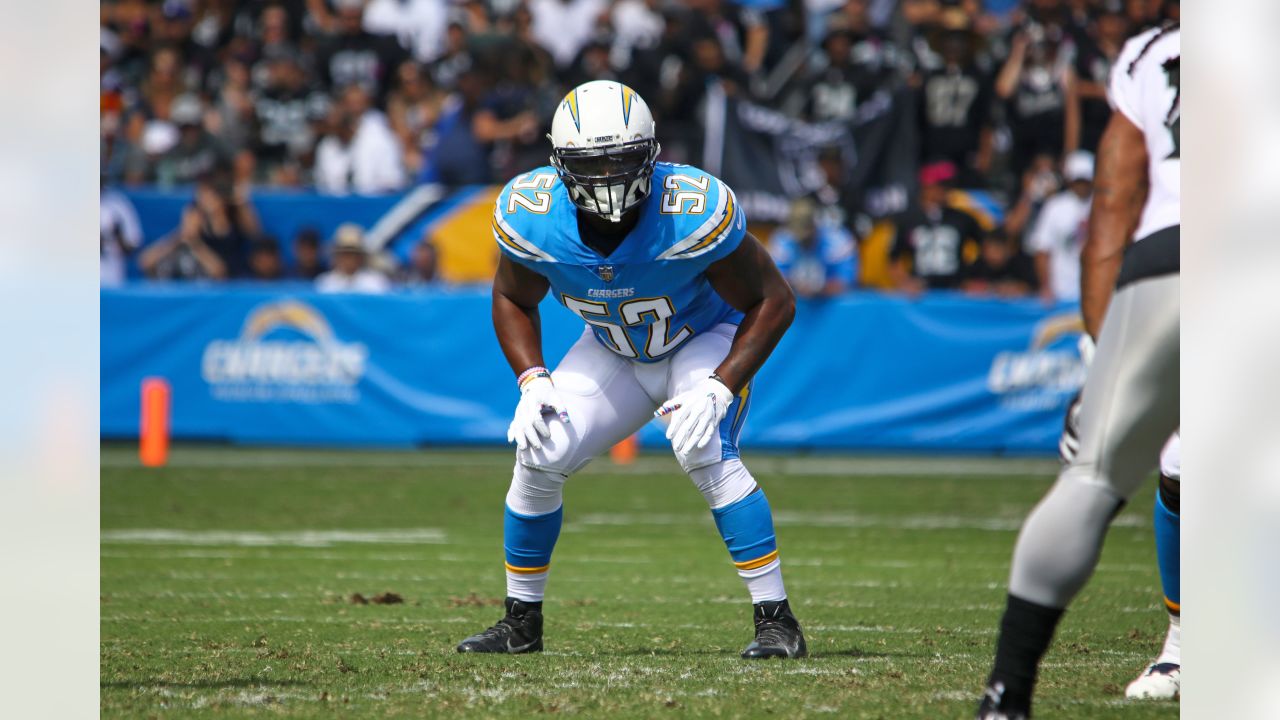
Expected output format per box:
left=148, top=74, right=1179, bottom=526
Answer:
left=608, top=0, right=665, bottom=71
left=1002, top=151, right=1063, bottom=241
left=888, top=161, right=984, bottom=293
left=386, top=60, right=445, bottom=176
left=398, top=234, right=440, bottom=286
left=100, top=182, right=143, bottom=287
left=315, top=0, right=408, bottom=100
left=363, top=0, right=450, bottom=64
left=417, top=68, right=491, bottom=185
left=961, top=228, right=1039, bottom=298
left=1026, top=150, right=1094, bottom=302
left=914, top=8, right=994, bottom=183
left=770, top=198, right=858, bottom=298
left=209, top=58, right=256, bottom=164
left=566, top=36, right=620, bottom=90
left=154, top=94, right=233, bottom=187
left=477, top=48, right=557, bottom=181
left=314, top=84, right=406, bottom=194
left=138, top=176, right=260, bottom=281
left=528, top=0, right=609, bottom=69
left=251, top=52, right=330, bottom=185
left=996, top=18, right=1072, bottom=178
left=1064, top=0, right=1128, bottom=154
left=658, top=18, right=751, bottom=162
left=790, top=16, right=864, bottom=124
left=315, top=223, right=391, bottom=293
left=291, top=227, right=328, bottom=280
left=247, top=235, right=287, bottom=281
left=428, top=21, right=474, bottom=90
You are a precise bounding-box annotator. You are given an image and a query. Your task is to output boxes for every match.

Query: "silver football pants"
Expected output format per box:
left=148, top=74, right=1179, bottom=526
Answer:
left=1009, top=274, right=1180, bottom=607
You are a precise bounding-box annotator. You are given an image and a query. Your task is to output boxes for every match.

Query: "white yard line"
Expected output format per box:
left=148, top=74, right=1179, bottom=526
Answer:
left=567, top=511, right=1146, bottom=532
left=100, top=528, right=446, bottom=547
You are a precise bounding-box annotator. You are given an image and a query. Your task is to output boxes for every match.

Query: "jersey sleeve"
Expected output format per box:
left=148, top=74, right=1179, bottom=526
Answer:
left=1108, top=30, right=1153, bottom=130
left=655, top=174, right=747, bottom=266
left=492, top=174, right=561, bottom=269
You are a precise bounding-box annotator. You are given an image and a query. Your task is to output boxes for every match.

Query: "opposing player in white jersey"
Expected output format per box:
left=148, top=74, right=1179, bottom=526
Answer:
left=978, top=23, right=1180, bottom=719
left=455, top=81, right=806, bottom=658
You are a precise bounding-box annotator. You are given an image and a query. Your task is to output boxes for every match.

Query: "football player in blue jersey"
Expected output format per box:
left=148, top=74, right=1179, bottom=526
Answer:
left=455, top=81, right=806, bottom=658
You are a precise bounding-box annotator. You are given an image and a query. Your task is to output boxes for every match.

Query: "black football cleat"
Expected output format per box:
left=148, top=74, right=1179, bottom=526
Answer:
left=741, top=599, right=807, bottom=659
left=975, top=682, right=1030, bottom=720
left=456, top=597, right=544, bottom=654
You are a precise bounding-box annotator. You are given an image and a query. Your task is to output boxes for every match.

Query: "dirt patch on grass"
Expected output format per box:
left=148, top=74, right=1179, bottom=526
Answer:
left=447, top=593, right=503, bottom=608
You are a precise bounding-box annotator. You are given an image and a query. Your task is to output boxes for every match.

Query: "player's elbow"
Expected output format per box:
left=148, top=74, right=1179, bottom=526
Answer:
left=773, top=283, right=797, bottom=331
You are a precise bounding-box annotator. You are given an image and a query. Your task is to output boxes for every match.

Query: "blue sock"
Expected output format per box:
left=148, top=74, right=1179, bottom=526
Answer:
left=711, top=489, right=779, bottom=573
left=1153, top=491, right=1180, bottom=615
left=504, top=504, right=562, bottom=575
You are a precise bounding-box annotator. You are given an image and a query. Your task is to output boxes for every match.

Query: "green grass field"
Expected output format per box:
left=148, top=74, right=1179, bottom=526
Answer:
left=101, top=446, right=1176, bottom=719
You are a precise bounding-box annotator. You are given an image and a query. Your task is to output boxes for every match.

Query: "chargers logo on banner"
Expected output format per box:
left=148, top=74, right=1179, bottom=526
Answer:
left=201, top=300, right=368, bottom=403
left=987, top=311, right=1087, bottom=410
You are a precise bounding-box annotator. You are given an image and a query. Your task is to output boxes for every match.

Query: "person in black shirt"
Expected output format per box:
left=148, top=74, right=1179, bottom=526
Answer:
left=252, top=52, right=329, bottom=183
left=315, top=0, right=407, bottom=102
left=996, top=20, right=1071, bottom=179
left=290, top=227, right=327, bottom=280
left=793, top=9, right=898, bottom=125
left=916, top=9, right=994, bottom=182
left=139, top=176, right=259, bottom=280
left=889, top=161, right=984, bottom=293
left=961, top=227, right=1039, bottom=298
left=1064, top=1, right=1130, bottom=154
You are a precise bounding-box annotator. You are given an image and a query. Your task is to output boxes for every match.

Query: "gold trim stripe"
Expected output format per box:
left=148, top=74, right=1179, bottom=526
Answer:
left=492, top=218, right=528, bottom=256
left=731, top=383, right=750, bottom=430
left=680, top=194, right=736, bottom=256
left=733, top=549, right=779, bottom=571
left=505, top=562, right=550, bottom=575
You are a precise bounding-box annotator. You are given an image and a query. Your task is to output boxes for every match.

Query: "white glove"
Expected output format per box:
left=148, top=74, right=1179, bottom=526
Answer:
left=656, top=376, right=734, bottom=456
left=507, top=376, right=569, bottom=451
left=1078, top=334, right=1096, bottom=368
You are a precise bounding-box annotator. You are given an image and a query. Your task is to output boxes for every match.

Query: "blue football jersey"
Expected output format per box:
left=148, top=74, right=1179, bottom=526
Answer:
left=492, top=162, right=747, bottom=362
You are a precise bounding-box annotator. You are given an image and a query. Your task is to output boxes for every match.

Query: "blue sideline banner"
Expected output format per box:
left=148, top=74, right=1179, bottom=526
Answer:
left=102, top=287, right=1084, bottom=453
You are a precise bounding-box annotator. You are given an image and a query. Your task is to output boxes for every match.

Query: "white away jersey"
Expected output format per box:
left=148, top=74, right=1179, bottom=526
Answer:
left=1109, top=25, right=1180, bottom=241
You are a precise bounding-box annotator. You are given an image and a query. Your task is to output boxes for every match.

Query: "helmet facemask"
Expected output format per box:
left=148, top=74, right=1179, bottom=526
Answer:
left=550, top=138, right=659, bottom=223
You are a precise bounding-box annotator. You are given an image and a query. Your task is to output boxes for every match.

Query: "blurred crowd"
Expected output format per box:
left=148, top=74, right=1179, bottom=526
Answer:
left=101, top=0, right=1179, bottom=295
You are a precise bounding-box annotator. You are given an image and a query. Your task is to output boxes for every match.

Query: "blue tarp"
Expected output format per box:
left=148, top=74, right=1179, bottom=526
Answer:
left=102, top=286, right=1083, bottom=453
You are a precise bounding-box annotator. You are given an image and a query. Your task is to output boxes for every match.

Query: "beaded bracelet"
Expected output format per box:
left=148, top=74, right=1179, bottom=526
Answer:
left=517, top=366, right=551, bottom=390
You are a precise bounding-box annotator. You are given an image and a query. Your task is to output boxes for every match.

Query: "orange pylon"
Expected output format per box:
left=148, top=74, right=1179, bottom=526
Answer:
left=139, top=377, right=171, bottom=467
left=610, top=434, right=638, bottom=465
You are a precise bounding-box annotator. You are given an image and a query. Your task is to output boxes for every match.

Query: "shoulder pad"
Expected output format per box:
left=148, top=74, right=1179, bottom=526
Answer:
left=493, top=169, right=563, bottom=263
left=654, top=166, right=745, bottom=261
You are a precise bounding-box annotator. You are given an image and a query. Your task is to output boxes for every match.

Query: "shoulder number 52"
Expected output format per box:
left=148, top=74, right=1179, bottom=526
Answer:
left=660, top=174, right=710, bottom=215
left=508, top=172, right=556, bottom=214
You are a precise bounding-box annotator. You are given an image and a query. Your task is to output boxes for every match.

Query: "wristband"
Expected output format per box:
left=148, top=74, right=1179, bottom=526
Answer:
left=517, top=366, right=551, bottom=390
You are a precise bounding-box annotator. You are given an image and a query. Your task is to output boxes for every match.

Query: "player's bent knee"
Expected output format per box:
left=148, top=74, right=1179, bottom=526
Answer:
left=506, top=463, right=567, bottom=517
left=688, top=458, right=758, bottom=510
left=515, top=416, right=589, bottom=476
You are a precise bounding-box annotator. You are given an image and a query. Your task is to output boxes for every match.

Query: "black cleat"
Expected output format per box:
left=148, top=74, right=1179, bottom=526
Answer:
left=975, top=682, right=1030, bottom=720
left=741, top=599, right=807, bottom=659
left=456, top=597, right=544, bottom=654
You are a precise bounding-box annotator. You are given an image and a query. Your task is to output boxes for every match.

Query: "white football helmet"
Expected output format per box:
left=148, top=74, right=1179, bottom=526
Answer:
left=548, top=80, right=660, bottom=222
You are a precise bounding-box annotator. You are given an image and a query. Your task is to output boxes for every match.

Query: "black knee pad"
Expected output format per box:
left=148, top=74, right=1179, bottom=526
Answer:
left=1158, top=473, right=1180, bottom=515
